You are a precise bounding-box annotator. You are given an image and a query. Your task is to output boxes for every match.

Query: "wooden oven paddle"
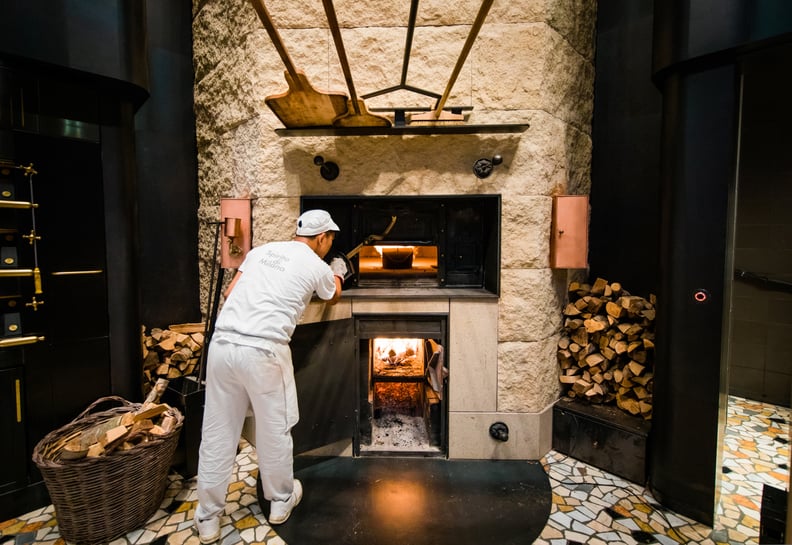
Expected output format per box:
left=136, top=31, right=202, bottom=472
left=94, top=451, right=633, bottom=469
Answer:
left=345, top=215, right=397, bottom=259
left=249, top=0, right=349, bottom=128
left=410, top=0, right=494, bottom=123
left=321, top=0, right=392, bottom=127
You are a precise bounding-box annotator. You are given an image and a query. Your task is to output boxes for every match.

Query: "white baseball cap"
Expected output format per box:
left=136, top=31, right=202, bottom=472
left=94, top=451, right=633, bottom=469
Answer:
left=296, top=209, right=340, bottom=236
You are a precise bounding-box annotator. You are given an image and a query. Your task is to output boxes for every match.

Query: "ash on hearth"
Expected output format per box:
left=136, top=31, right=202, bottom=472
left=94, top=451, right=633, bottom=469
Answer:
left=557, top=278, right=656, bottom=420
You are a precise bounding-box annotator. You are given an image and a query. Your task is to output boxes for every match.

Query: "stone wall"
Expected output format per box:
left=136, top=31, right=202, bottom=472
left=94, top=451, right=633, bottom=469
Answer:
left=192, top=0, right=596, bottom=439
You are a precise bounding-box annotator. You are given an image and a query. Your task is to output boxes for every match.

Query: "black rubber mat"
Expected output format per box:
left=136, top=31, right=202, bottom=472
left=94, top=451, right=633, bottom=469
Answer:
left=268, top=456, right=551, bottom=545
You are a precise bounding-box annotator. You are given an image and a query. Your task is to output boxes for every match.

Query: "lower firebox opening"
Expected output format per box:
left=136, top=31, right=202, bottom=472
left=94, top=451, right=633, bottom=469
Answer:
left=369, top=382, right=440, bottom=452
left=358, top=330, right=447, bottom=457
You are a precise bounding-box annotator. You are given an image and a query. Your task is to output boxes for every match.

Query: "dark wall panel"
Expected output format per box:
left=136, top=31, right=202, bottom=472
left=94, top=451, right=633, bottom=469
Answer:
left=0, top=0, right=148, bottom=105
left=589, top=0, right=662, bottom=298
left=135, top=0, right=200, bottom=327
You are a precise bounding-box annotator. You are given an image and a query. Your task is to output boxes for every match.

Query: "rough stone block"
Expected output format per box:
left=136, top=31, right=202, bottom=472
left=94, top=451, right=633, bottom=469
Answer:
left=498, top=337, right=560, bottom=412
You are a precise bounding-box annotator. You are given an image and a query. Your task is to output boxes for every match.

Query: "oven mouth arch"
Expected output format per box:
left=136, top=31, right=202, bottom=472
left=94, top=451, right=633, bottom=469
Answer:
left=301, top=195, right=501, bottom=295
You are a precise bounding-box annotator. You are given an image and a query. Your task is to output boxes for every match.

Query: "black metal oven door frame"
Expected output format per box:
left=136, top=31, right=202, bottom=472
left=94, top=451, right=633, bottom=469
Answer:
left=354, top=314, right=449, bottom=457
left=290, top=317, right=356, bottom=455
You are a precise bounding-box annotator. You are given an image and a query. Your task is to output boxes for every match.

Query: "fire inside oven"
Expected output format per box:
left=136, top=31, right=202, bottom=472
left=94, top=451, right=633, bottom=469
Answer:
left=357, top=316, right=448, bottom=456
left=357, top=244, right=438, bottom=283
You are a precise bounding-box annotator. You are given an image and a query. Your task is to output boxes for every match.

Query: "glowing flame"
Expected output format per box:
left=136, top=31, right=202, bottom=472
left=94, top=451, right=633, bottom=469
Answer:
left=373, top=245, right=414, bottom=256
left=373, top=338, right=420, bottom=362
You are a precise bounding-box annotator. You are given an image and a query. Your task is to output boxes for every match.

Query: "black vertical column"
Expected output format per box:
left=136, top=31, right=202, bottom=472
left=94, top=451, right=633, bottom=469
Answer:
left=649, top=0, right=792, bottom=524
left=650, top=65, right=738, bottom=525
left=100, top=98, right=142, bottom=401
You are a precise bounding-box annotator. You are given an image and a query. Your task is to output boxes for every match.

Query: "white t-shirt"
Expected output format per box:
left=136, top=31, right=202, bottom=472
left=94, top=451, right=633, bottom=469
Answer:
left=213, top=240, right=337, bottom=346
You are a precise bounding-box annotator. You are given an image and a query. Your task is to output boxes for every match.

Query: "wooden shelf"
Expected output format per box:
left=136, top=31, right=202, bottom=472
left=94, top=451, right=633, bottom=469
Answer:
left=275, top=123, right=529, bottom=137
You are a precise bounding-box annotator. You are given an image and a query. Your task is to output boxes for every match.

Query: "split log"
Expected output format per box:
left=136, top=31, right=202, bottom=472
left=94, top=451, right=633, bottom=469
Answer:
left=168, top=322, right=205, bottom=334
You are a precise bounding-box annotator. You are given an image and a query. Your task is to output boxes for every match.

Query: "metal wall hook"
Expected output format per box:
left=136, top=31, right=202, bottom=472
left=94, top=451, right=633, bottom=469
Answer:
left=473, top=154, right=503, bottom=179
left=314, top=156, right=340, bottom=181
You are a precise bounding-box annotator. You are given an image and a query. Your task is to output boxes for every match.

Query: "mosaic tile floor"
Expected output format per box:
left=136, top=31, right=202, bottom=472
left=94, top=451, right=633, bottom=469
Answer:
left=1, top=395, right=788, bottom=545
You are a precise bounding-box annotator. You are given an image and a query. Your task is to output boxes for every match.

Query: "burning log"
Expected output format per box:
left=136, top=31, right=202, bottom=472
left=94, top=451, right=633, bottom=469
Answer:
left=558, top=278, right=656, bottom=420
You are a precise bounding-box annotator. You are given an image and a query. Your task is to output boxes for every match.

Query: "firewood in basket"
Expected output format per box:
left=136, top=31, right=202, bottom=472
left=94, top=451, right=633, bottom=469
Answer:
left=100, top=425, right=132, bottom=454
left=149, top=425, right=167, bottom=436
left=87, top=442, right=106, bottom=457
left=60, top=438, right=89, bottom=460
left=100, top=424, right=130, bottom=446
left=133, top=403, right=171, bottom=422
left=159, top=415, right=176, bottom=434
left=80, top=415, right=125, bottom=448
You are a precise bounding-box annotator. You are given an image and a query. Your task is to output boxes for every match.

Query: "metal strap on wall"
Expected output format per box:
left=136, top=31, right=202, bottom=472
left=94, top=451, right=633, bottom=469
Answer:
left=735, top=269, right=792, bottom=294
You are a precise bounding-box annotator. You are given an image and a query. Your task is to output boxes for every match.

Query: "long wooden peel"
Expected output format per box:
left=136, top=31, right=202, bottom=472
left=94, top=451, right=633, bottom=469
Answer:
left=346, top=216, right=397, bottom=259
left=249, top=0, right=349, bottom=128
left=410, top=0, right=495, bottom=123
left=321, top=0, right=391, bottom=127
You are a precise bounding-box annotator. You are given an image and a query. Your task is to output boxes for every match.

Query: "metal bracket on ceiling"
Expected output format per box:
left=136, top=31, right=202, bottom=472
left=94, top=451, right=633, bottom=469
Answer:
left=359, top=0, right=441, bottom=105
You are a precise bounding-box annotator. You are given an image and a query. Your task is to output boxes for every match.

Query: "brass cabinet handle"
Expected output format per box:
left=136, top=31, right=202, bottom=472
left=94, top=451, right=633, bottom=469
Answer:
left=50, top=270, right=104, bottom=276
left=0, top=200, right=38, bottom=209
left=0, top=268, right=44, bottom=294
left=15, top=379, right=22, bottom=422
left=0, top=335, right=45, bottom=348
left=0, top=269, right=34, bottom=278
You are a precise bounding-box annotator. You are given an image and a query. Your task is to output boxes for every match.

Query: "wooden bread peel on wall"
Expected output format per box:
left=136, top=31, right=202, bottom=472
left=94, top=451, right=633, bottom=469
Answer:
left=249, top=0, right=349, bottom=128
left=410, top=0, right=494, bottom=123
left=321, top=0, right=391, bottom=127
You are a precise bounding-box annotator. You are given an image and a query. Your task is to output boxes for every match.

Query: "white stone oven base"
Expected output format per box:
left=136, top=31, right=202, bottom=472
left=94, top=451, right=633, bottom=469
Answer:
left=242, top=295, right=554, bottom=460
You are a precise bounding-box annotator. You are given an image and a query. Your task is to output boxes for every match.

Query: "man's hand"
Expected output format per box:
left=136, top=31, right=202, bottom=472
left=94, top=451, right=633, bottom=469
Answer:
left=329, top=256, right=349, bottom=279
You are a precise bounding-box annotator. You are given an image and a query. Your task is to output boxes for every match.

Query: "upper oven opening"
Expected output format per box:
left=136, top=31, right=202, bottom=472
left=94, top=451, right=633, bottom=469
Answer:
left=358, top=244, right=439, bottom=285
left=300, top=195, right=501, bottom=295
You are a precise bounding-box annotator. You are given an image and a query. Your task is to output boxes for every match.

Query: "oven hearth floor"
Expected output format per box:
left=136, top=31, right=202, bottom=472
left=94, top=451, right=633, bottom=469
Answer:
left=363, top=414, right=442, bottom=454
left=0, top=396, right=786, bottom=545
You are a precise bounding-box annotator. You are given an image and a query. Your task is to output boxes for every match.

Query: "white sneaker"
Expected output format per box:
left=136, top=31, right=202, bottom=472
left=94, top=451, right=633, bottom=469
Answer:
left=194, top=515, right=221, bottom=544
left=269, top=479, right=303, bottom=525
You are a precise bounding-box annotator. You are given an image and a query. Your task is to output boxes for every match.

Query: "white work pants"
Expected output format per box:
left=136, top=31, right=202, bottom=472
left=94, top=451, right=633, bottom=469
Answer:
left=195, top=339, right=299, bottom=521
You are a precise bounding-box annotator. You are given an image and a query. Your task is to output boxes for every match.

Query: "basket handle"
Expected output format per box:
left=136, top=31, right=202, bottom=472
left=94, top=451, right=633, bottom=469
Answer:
left=71, top=395, right=135, bottom=423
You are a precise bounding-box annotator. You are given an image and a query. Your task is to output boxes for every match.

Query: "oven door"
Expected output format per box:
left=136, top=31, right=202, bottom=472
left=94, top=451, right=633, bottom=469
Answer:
left=291, top=318, right=356, bottom=454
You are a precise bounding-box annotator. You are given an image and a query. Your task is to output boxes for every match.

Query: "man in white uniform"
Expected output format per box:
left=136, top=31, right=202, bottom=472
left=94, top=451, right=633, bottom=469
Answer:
left=194, top=209, right=348, bottom=543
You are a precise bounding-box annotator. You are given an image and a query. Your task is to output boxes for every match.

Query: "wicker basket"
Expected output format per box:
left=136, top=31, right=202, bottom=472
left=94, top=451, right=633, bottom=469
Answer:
left=32, top=396, right=184, bottom=545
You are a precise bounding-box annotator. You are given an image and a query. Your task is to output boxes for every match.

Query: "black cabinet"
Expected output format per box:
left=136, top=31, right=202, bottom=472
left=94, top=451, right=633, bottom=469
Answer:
left=0, top=70, right=117, bottom=520
left=0, top=366, right=26, bottom=495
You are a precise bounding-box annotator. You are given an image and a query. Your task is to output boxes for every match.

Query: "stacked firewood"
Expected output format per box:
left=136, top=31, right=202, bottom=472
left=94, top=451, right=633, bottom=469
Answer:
left=141, top=323, right=205, bottom=392
left=557, top=278, right=656, bottom=420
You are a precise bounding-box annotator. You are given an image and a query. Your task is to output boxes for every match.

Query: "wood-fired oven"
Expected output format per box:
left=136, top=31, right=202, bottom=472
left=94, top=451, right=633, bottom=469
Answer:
left=253, top=196, right=500, bottom=460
